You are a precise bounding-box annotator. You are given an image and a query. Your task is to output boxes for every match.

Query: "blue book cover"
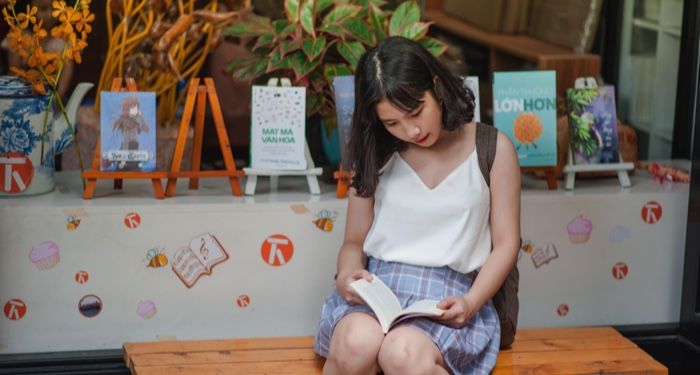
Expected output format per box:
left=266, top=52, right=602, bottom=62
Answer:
left=566, top=85, right=620, bottom=164
left=333, top=76, right=355, bottom=171
left=493, top=71, right=557, bottom=167
left=99, top=92, right=157, bottom=171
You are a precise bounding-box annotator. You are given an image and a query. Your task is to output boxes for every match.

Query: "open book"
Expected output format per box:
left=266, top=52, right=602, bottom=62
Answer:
left=350, top=275, right=444, bottom=334
left=171, top=233, right=228, bottom=288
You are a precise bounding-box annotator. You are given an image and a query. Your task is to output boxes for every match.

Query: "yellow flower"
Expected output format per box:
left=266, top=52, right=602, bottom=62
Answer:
left=51, top=1, right=67, bottom=20
left=17, top=5, right=38, bottom=29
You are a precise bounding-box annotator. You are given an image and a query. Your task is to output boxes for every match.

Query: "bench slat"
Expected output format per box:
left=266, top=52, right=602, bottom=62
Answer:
left=508, top=336, right=636, bottom=352
left=131, top=348, right=319, bottom=367
left=496, top=348, right=661, bottom=366
left=493, top=358, right=667, bottom=375
left=514, top=327, right=621, bottom=340
left=133, top=359, right=324, bottom=375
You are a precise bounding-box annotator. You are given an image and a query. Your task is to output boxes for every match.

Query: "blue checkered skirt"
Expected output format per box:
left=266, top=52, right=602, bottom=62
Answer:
left=314, top=257, right=500, bottom=375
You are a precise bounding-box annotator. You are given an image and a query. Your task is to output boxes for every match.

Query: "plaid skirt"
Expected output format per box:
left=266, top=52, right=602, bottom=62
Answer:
left=314, top=257, right=500, bottom=375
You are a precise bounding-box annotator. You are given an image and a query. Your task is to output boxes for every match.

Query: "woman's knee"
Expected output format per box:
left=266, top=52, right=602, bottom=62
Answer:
left=378, top=328, right=443, bottom=374
left=326, top=313, right=383, bottom=373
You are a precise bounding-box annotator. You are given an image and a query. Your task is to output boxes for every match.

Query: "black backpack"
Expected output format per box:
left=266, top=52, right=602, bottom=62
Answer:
left=474, top=122, right=520, bottom=350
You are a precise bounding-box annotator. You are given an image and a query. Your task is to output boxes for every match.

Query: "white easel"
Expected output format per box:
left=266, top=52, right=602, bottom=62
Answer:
left=243, top=78, right=323, bottom=195
left=563, top=77, right=635, bottom=190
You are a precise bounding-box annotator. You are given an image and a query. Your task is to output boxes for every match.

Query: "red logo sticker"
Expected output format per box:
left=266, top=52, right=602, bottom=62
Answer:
left=260, top=234, right=294, bottom=266
left=0, top=153, right=33, bottom=194
left=557, top=303, right=569, bottom=317
left=4, top=299, right=27, bottom=320
left=75, top=270, right=89, bottom=284
left=612, top=262, right=629, bottom=280
left=236, top=295, right=251, bottom=308
left=641, top=201, right=662, bottom=224
left=124, top=212, right=141, bottom=229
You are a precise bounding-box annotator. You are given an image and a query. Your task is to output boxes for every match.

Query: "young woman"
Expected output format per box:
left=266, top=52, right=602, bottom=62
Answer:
left=314, top=36, right=521, bottom=374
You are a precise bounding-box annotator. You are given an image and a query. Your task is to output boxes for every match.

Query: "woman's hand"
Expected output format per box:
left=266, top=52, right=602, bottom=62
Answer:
left=434, top=296, right=475, bottom=328
left=336, top=269, right=373, bottom=305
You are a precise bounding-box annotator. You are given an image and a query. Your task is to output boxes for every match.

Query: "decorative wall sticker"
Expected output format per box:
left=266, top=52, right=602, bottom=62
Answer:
left=557, top=303, right=569, bottom=317
left=78, top=295, right=103, bottom=318
left=0, top=152, right=34, bottom=193
left=531, top=242, right=559, bottom=269
left=124, top=212, right=141, bottom=229
left=137, top=300, right=157, bottom=319
left=66, top=215, right=81, bottom=230
left=641, top=201, right=662, bottom=224
left=609, top=225, right=630, bottom=242
left=313, top=209, right=338, bottom=232
left=171, top=233, right=229, bottom=288
left=612, top=262, right=629, bottom=281
left=567, top=215, right=592, bottom=243
left=145, top=246, right=168, bottom=268
left=236, top=294, right=250, bottom=308
left=289, top=204, right=310, bottom=214
left=3, top=299, right=27, bottom=320
left=75, top=270, right=89, bottom=284
left=520, top=240, right=534, bottom=254
left=29, top=241, right=60, bottom=270
left=260, top=234, right=294, bottom=266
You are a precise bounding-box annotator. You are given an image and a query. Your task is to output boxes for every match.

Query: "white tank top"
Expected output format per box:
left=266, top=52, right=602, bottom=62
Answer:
left=363, top=150, right=491, bottom=274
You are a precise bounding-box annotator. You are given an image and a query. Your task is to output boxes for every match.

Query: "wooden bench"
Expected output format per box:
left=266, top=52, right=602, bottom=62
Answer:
left=123, top=327, right=667, bottom=374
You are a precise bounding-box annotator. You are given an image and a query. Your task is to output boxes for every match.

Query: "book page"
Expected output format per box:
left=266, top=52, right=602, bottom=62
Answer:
left=171, top=247, right=205, bottom=288
left=189, top=233, right=228, bottom=272
left=350, top=277, right=402, bottom=333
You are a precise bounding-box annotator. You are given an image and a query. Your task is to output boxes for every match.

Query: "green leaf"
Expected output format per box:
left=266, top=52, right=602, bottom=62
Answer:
left=323, top=63, right=353, bottom=84
left=267, top=48, right=293, bottom=72
left=274, top=19, right=291, bottom=33
left=419, top=37, right=447, bottom=56
left=389, top=1, right=420, bottom=36
left=277, top=23, right=299, bottom=39
left=336, top=41, right=366, bottom=69
left=302, top=36, right=327, bottom=61
left=316, top=0, right=334, bottom=14
left=341, top=18, right=375, bottom=45
left=227, top=57, right=268, bottom=81
left=369, top=4, right=387, bottom=36
left=280, top=39, right=301, bottom=57
left=285, top=0, right=300, bottom=23
left=300, top=0, right=316, bottom=36
left=319, top=24, right=346, bottom=38
left=322, top=4, right=361, bottom=25
left=224, top=14, right=274, bottom=37
left=290, top=51, right=321, bottom=79
left=307, top=91, right=325, bottom=116
left=399, top=22, right=430, bottom=40
left=252, top=33, right=275, bottom=51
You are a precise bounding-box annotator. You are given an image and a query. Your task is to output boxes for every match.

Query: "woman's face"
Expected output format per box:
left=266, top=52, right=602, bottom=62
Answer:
left=375, top=90, right=442, bottom=148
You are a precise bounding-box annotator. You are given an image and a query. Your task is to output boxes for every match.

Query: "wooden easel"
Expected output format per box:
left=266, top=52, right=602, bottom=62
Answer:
left=165, top=78, right=244, bottom=197
left=82, top=78, right=167, bottom=199
left=333, top=165, right=352, bottom=198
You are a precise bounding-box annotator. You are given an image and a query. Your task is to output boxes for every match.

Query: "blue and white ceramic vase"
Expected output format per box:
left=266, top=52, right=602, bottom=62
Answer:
left=0, top=76, right=93, bottom=196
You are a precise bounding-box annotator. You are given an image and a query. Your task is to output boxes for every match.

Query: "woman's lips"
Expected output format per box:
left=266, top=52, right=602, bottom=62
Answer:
left=415, top=133, right=430, bottom=144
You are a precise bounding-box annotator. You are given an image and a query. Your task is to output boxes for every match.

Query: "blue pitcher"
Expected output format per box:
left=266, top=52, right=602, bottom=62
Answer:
left=0, top=76, right=93, bottom=196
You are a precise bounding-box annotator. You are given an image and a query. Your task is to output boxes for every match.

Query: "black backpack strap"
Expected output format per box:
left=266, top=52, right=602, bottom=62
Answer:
left=475, top=123, right=499, bottom=187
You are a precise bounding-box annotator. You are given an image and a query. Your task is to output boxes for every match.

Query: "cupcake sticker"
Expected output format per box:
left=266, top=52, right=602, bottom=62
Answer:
left=567, top=215, right=592, bottom=243
left=29, top=241, right=60, bottom=270
left=137, top=300, right=157, bottom=319
left=78, top=295, right=103, bottom=318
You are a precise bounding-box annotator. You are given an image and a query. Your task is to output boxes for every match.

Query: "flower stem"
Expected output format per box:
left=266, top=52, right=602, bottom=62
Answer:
left=39, top=93, right=55, bottom=166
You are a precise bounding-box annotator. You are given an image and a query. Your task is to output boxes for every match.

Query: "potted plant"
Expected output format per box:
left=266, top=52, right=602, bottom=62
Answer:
left=224, top=0, right=446, bottom=166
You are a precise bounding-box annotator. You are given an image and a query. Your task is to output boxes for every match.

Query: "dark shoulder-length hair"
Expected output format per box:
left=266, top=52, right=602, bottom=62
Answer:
left=349, top=36, right=475, bottom=197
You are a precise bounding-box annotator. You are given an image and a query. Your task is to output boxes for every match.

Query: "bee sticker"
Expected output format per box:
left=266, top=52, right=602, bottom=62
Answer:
left=313, top=209, right=338, bottom=232
left=145, top=246, right=168, bottom=268
left=66, top=215, right=81, bottom=230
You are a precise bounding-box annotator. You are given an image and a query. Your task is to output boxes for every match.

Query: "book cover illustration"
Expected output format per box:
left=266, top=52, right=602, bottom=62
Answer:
left=99, top=91, right=156, bottom=171
left=566, top=85, right=620, bottom=164
left=463, top=76, right=480, bottom=123
left=493, top=71, right=557, bottom=167
left=250, top=85, right=306, bottom=170
left=171, top=233, right=229, bottom=288
left=333, top=76, right=354, bottom=171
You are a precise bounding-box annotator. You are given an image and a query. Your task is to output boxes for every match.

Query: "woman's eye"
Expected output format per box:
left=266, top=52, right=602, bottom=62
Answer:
left=410, top=109, right=422, bottom=118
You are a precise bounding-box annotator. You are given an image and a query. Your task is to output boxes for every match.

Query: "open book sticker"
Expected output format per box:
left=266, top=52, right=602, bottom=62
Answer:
left=350, top=275, right=444, bottom=334
left=171, top=233, right=229, bottom=288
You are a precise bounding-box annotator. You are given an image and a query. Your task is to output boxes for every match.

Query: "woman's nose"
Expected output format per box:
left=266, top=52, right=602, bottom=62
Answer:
left=406, top=124, right=421, bottom=137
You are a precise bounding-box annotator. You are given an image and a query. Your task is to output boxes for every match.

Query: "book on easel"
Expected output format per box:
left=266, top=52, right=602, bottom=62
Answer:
left=82, top=78, right=167, bottom=199
left=243, top=78, right=322, bottom=195
left=493, top=70, right=559, bottom=189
